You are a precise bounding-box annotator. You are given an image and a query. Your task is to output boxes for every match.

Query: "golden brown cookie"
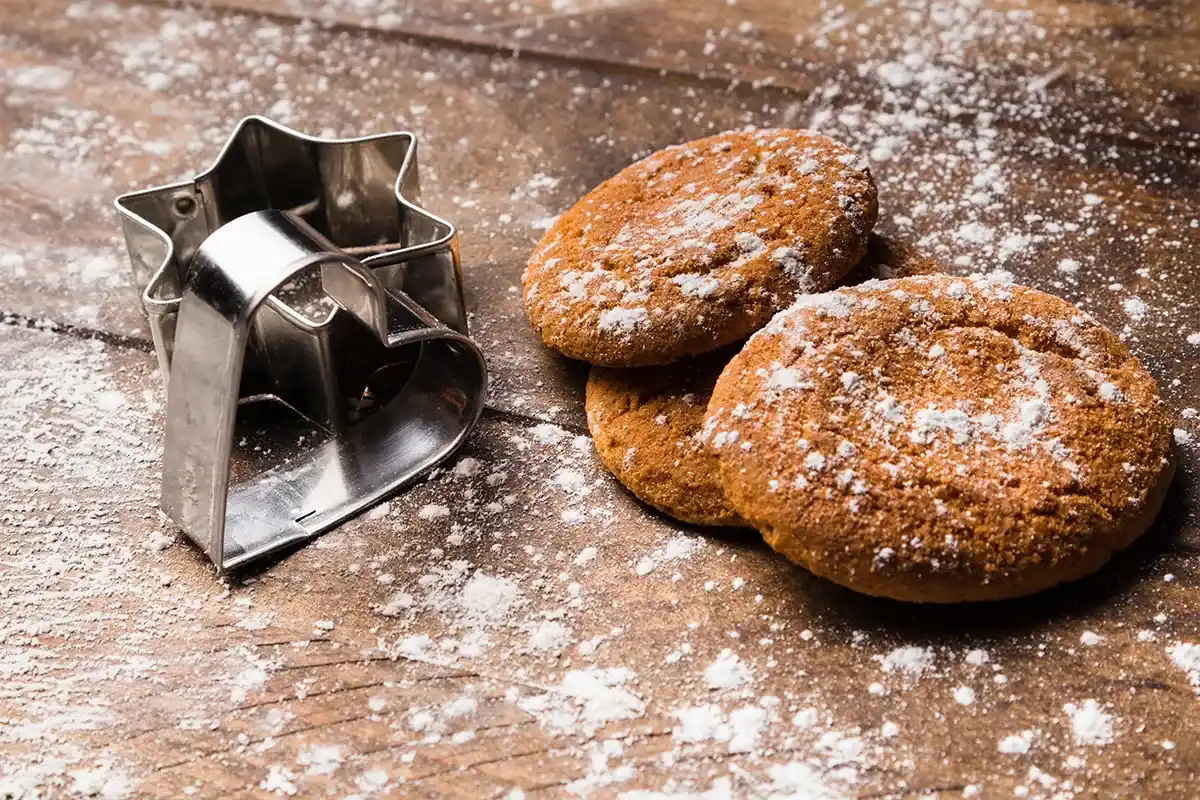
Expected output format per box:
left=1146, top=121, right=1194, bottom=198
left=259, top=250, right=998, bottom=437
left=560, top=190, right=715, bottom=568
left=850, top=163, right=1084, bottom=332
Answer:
left=703, top=273, right=1174, bottom=602
left=586, top=351, right=746, bottom=527
left=523, top=129, right=878, bottom=367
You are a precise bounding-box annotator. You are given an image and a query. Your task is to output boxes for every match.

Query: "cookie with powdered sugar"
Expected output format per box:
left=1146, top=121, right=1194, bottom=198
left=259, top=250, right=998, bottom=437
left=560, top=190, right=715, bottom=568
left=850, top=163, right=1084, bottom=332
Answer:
left=582, top=236, right=933, bottom=526
left=586, top=350, right=746, bottom=527
left=703, top=273, right=1174, bottom=602
left=523, top=129, right=878, bottom=367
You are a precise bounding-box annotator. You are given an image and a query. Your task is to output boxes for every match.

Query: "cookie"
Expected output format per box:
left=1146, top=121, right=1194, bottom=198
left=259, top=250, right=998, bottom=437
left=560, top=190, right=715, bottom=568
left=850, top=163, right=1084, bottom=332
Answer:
left=703, top=273, right=1174, bottom=602
left=523, top=129, right=878, bottom=367
left=587, top=351, right=746, bottom=527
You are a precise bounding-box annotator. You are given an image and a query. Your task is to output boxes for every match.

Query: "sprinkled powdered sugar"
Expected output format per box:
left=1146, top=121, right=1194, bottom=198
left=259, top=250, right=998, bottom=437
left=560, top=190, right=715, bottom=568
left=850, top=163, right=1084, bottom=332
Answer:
left=964, top=649, right=990, bottom=666
left=635, top=533, right=705, bottom=576
left=523, top=128, right=876, bottom=364
left=704, top=649, right=754, bottom=691
left=598, top=306, right=650, bottom=334
left=671, top=702, right=772, bottom=754
left=1122, top=297, right=1148, bottom=322
left=998, top=730, right=1038, bottom=755
left=3, top=0, right=1198, bottom=796
left=673, top=703, right=726, bottom=743
left=876, top=647, right=936, bottom=677
left=702, top=273, right=1173, bottom=602
left=670, top=273, right=721, bottom=298
left=296, top=744, right=343, bottom=776
left=460, top=571, right=523, bottom=624
left=416, top=503, right=450, bottom=520
left=1063, top=700, right=1114, bottom=746
left=520, top=668, right=645, bottom=736
left=1168, top=643, right=1200, bottom=692
left=734, top=231, right=767, bottom=256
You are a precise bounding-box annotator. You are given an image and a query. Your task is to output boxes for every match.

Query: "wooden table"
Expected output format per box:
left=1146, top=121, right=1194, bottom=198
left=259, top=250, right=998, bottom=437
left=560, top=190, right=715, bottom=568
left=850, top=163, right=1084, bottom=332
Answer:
left=1, top=0, right=1198, bottom=796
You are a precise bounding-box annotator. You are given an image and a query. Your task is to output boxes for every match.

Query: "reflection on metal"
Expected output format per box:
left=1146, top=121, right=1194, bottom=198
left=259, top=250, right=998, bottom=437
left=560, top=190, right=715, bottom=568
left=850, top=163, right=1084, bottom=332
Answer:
left=115, top=117, right=486, bottom=572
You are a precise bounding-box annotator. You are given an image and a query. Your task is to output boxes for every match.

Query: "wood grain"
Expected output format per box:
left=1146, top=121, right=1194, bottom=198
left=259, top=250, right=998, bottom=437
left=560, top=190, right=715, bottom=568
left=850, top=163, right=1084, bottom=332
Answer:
left=2, top=0, right=1199, bottom=429
left=1, top=322, right=1198, bottom=797
left=0, top=0, right=1198, bottom=797
left=197, top=0, right=1200, bottom=146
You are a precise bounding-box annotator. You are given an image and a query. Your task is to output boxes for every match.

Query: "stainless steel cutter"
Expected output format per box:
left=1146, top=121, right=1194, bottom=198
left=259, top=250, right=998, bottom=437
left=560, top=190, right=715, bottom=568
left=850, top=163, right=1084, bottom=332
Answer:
left=115, top=116, right=487, bottom=572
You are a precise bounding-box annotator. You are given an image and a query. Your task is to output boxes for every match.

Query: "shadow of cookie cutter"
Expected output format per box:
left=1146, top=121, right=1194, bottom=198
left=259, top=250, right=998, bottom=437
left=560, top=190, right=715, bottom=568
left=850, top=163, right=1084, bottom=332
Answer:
left=115, top=116, right=487, bottom=572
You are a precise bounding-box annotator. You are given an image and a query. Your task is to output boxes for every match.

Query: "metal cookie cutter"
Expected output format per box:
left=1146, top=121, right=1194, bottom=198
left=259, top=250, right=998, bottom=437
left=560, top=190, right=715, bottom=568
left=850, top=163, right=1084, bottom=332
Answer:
left=115, top=116, right=487, bottom=572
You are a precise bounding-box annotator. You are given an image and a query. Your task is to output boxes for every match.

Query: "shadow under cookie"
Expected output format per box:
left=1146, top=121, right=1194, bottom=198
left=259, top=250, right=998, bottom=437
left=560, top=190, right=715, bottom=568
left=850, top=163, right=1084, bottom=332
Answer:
left=839, top=232, right=944, bottom=286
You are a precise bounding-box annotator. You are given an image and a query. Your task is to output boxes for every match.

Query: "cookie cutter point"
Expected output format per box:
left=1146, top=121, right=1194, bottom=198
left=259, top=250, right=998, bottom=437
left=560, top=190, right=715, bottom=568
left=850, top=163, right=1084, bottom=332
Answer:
left=115, top=117, right=487, bottom=572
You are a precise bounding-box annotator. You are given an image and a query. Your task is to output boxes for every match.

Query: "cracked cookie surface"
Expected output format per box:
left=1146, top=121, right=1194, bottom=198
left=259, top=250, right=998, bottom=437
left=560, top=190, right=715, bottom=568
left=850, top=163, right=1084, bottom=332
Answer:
left=703, top=273, right=1174, bottom=602
left=523, top=129, right=877, bottom=366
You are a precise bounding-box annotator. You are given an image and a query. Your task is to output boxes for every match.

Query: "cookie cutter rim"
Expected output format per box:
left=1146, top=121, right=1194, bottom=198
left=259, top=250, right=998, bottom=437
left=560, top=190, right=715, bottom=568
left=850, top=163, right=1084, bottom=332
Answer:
left=113, top=117, right=487, bottom=572
left=114, top=115, right=469, bottom=380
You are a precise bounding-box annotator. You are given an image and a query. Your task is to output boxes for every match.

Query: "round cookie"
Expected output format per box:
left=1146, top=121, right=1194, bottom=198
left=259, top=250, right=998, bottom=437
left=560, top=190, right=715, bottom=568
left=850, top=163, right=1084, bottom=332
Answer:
left=587, top=351, right=746, bottom=527
left=703, top=273, right=1174, bottom=603
left=523, top=129, right=878, bottom=367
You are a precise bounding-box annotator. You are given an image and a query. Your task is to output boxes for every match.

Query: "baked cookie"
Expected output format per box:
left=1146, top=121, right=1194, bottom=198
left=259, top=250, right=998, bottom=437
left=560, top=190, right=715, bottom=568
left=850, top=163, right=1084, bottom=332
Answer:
left=523, top=129, right=878, bottom=367
left=587, top=351, right=746, bottom=527
left=703, top=273, right=1174, bottom=602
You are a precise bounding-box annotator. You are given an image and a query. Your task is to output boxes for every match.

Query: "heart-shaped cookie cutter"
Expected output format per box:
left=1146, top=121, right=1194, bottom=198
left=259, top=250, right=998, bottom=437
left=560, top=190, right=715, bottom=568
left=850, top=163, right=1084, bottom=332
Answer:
left=115, top=117, right=486, bottom=572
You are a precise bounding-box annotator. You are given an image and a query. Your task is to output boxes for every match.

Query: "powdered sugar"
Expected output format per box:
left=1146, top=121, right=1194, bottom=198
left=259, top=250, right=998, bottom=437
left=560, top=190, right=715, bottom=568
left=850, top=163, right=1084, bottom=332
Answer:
left=635, top=533, right=704, bottom=576
left=704, top=649, right=754, bottom=691
left=520, top=668, right=645, bottom=735
left=598, top=306, right=650, bottom=335
left=3, top=0, right=1197, bottom=796
left=671, top=272, right=721, bottom=298
left=1063, top=700, right=1114, bottom=746
left=909, top=407, right=973, bottom=445
left=417, top=504, right=450, bottom=521
left=772, top=246, right=812, bottom=286
left=460, top=571, right=523, bottom=624
left=1122, top=297, right=1148, bottom=322
left=1167, top=643, right=1200, bottom=692
left=671, top=702, right=771, bottom=754
left=999, top=730, right=1037, bottom=755
left=529, top=620, right=573, bottom=653
left=876, top=647, right=935, bottom=677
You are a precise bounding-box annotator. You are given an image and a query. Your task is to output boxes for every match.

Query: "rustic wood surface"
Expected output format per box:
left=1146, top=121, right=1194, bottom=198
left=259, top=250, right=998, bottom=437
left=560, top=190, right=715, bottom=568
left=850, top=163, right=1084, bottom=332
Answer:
left=1, top=0, right=1198, bottom=797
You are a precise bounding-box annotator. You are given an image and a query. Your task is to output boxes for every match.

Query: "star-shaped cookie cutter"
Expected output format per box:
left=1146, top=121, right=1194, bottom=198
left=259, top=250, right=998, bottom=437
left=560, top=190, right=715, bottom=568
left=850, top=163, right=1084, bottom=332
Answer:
left=115, top=117, right=487, bottom=572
